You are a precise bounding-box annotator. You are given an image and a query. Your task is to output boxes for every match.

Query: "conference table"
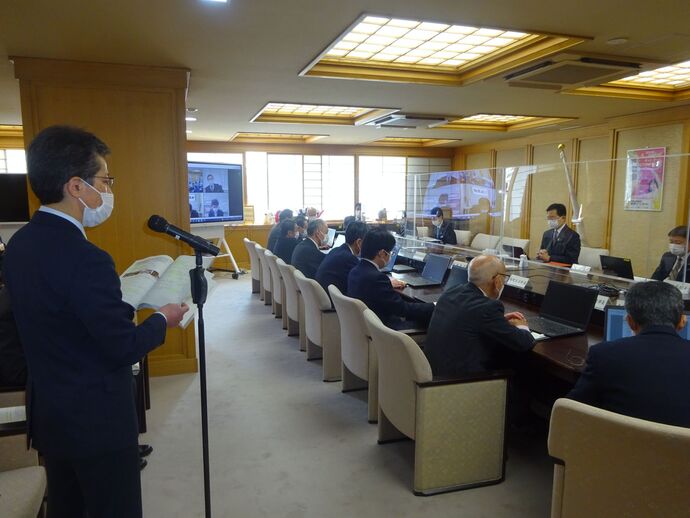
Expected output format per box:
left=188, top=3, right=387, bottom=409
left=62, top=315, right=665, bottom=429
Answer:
left=392, top=240, right=641, bottom=385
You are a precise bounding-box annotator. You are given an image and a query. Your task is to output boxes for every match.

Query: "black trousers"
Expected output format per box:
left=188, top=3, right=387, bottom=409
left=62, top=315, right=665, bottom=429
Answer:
left=44, top=445, right=141, bottom=518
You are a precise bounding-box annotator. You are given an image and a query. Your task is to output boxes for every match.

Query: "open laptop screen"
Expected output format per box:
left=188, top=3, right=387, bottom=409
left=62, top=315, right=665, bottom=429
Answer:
left=332, top=234, right=346, bottom=249
left=421, top=254, right=453, bottom=282
left=381, top=244, right=400, bottom=273
left=444, top=265, right=469, bottom=291
left=600, top=255, right=634, bottom=280
left=325, top=228, right=336, bottom=247
left=540, top=281, right=598, bottom=329
left=605, top=306, right=690, bottom=341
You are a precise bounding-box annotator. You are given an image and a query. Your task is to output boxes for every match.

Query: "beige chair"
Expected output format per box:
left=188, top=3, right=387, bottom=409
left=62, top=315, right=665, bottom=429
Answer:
left=363, top=309, right=508, bottom=496
left=548, top=398, right=690, bottom=518
left=243, top=237, right=261, bottom=294
left=416, top=226, right=429, bottom=238
left=255, top=244, right=272, bottom=307
left=0, top=390, right=46, bottom=518
left=328, top=285, right=378, bottom=423
left=499, top=236, right=530, bottom=253
left=294, top=270, right=341, bottom=381
left=470, top=233, right=501, bottom=251
left=453, top=230, right=472, bottom=246
left=253, top=243, right=266, bottom=302
left=276, top=259, right=301, bottom=338
left=264, top=251, right=285, bottom=324
left=577, top=246, right=609, bottom=269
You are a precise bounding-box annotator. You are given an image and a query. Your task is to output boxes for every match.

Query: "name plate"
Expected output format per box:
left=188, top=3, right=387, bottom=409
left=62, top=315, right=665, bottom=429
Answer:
left=664, top=279, right=690, bottom=298
left=412, top=252, right=426, bottom=262
left=571, top=263, right=592, bottom=274
left=506, top=275, right=530, bottom=289
left=595, top=294, right=610, bottom=311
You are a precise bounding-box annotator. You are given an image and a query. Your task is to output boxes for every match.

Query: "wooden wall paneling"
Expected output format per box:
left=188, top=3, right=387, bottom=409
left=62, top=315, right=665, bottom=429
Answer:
left=13, top=57, right=196, bottom=377
left=575, top=136, right=611, bottom=249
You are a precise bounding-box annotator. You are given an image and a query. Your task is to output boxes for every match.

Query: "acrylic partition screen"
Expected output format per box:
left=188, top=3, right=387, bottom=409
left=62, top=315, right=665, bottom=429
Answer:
left=402, top=152, right=689, bottom=284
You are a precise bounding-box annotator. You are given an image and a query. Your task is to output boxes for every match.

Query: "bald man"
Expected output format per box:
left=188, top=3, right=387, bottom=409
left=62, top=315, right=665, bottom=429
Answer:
left=425, top=255, right=535, bottom=377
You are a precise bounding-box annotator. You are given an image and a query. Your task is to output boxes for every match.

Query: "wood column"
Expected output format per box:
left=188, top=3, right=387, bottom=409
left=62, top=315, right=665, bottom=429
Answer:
left=13, top=57, right=197, bottom=376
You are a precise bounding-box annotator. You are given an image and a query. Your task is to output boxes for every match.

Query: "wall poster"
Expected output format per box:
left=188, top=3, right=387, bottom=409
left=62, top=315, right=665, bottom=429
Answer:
left=624, top=147, right=666, bottom=211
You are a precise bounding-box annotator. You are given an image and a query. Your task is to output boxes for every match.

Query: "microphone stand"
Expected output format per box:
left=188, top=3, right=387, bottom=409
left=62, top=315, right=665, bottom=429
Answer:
left=190, top=250, right=212, bottom=518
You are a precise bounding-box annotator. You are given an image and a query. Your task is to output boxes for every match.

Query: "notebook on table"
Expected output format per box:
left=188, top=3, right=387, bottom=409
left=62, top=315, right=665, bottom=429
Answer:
left=394, top=253, right=453, bottom=288
left=526, top=281, right=598, bottom=338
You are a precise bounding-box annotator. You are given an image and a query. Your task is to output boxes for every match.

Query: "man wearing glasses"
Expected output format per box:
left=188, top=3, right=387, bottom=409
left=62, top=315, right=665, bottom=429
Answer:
left=2, top=126, right=188, bottom=518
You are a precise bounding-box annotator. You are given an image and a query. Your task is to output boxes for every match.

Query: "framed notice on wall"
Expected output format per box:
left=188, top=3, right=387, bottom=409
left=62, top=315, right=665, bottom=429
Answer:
left=624, top=147, right=666, bottom=211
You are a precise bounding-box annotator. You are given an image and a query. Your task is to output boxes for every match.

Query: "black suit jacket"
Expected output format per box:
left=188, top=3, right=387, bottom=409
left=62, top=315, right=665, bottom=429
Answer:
left=274, top=236, right=299, bottom=265
left=651, top=252, right=690, bottom=282
left=540, top=225, right=581, bottom=264
left=568, top=326, right=690, bottom=427
left=3, top=211, right=167, bottom=459
left=315, top=243, right=358, bottom=297
left=204, top=184, right=224, bottom=193
left=291, top=238, right=325, bottom=279
left=347, top=260, right=434, bottom=329
left=207, top=208, right=224, bottom=217
left=434, top=221, right=457, bottom=245
left=425, top=283, right=535, bottom=377
left=0, top=286, right=27, bottom=387
left=267, top=224, right=281, bottom=252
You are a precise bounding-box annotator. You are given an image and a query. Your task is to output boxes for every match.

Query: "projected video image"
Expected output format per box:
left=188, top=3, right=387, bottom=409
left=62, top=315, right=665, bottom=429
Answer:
left=187, top=162, right=243, bottom=224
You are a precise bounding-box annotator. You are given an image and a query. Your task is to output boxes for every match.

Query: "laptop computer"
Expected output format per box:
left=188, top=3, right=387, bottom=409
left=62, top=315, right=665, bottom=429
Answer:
left=526, top=281, right=598, bottom=338
left=394, top=253, right=453, bottom=288
left=502, top=244, right=527, bottom=259
left=605, top=305, right=690, bottom=341
left=600, top=255, right=634, bottom=280
left=443, top=265, right=469, bottom=291
left=325, top=227, right=336, bottom=247
left=381, top=244, right=400, bottom=273
left=332, top=233, right=346, bottom=249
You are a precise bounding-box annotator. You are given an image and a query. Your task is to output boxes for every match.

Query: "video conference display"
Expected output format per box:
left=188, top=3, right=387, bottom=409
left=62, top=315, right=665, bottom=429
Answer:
left=421, top=169, right=496, bottom=218
left=188, top=162, right=243, bottom=225
left=0, top=174, right=30, bottom=222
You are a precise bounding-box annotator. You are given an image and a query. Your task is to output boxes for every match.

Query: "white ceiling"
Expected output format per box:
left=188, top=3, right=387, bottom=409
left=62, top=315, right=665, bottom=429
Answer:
left=1, top=0, right=689, bottom=146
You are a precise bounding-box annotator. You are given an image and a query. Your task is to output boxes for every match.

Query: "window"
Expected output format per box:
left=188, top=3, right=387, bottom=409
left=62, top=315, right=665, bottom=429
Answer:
left=358, top=156, right=406, bottom=219
left=321, top=155, right=355, bottom=219
left=0, top=149, right=27, bottom=174
left=267, top=154, right=303, bottom=214
left=245, top=152, right=268, bottom=224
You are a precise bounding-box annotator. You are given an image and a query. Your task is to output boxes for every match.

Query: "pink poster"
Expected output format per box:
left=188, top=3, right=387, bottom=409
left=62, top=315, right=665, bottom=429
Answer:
left=624, top=147, right=666, bottom=211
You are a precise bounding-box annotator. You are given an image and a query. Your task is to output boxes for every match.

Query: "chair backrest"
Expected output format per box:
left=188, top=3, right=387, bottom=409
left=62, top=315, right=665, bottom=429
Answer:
left=578, top=246, right=610, bottom=269
left=470, top=233, right=501, bottom=250
left=416, top=226, right=429, bottom=238
left=499, top=236, right=530, bottom=253
left=329, top=285, right=370, bottom=380
left=277, top=259, right=299, bottom=321
left=548, top=398, right=690, bottom=518
left=256, top=244, right=272, bottom=293
left=363, top=309, right=433, bottom=439
left=294, top=269, right=331, bottom=344
left=453, top=230, right=472, bottom=246
left=243, top=238, right=260, bottom=281
left=264, top=251, right=283, bottom=301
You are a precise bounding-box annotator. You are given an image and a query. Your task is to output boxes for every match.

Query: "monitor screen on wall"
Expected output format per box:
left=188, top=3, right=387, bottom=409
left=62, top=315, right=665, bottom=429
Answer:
left=0, top=174, right=30, bottom=222
left=188, top=162, right=243, bottom=225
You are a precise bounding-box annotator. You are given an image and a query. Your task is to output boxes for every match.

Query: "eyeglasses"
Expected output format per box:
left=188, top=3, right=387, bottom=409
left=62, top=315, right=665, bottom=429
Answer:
left=92, top=176, right=115, bottom=187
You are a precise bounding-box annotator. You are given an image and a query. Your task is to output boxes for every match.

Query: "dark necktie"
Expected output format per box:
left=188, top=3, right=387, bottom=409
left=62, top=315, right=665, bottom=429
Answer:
left=668, top=256, right=684, bottom=281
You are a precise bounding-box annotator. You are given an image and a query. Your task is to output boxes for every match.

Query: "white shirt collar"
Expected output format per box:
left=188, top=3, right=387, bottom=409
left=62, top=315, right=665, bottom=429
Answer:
left=363, top=258, right=379, bottom=269
left=39, top=206, right=86, bottom=238
left=347, top=244, right=356, bottom=255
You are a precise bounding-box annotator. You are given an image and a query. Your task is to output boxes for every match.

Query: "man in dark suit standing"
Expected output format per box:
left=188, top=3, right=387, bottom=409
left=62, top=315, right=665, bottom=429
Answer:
left=536, top=203, right=581, bottom=265
left=425, top=255, right=535, bottom=377
left=2, top=126, right=188, bottom=518
left=291, top=219, right=328, bottom=279
left=267, top=208, right=294, bottom=252
left=430, top=206, right=457, bottom=245
left=315, top=221, right=367, bottom=296
left=568, top=282, right=690, bottom=427
left=347, top=228, right=434, bottom=330
left=651, top=226, right=690, bottom=282
left=204, top=174, right=224, bottom=193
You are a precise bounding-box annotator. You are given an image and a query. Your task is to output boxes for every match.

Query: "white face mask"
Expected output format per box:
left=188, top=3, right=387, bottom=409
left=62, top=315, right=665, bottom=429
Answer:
left=547, top=219, right=560, bottom=230
left=79, top=179, right=114, bottom=227
left=669, top=243, right=687, bottom=256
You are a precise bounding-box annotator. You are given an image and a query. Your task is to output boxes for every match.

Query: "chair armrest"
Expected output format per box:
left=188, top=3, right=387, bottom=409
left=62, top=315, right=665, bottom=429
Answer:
left=417, top=370, right=511, bottom=388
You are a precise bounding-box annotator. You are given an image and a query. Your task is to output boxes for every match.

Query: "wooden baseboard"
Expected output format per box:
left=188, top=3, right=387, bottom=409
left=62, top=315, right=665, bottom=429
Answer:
left=149, top=356, right=199, bottom=377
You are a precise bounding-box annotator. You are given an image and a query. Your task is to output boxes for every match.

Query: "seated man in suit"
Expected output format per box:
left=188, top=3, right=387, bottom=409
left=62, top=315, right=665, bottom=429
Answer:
left=204, top=174, right=224, bottom=193
left=347, top=228, right=434, bottom=330
left=294, top=215, right=307, bottom=240
left=425, top=255, right=535, bottom=377
left=568, top=281, right=690, bottom=427
left=651, top=226, right=690, bottom=282
left=536, top=202, right=580, bottom=265
left=315, top=221, right=367, bottom=296
left=274, top=218, right=299, bottom=264
left=291, top=219, right=328, bottom=279
left=430, top=206, right=457, bottom=245
left=267, top=208, right=294, bottom=252
left=207, top=199, right=224, bottom=217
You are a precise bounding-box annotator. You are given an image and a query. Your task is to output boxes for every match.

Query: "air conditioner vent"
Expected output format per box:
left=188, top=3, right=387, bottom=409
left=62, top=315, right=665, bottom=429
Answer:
left=365, top=113, right=448, bottom=129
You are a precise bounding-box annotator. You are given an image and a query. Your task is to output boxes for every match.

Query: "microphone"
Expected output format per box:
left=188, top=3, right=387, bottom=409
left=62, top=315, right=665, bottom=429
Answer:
left=147, top=215, right=220, bottom=256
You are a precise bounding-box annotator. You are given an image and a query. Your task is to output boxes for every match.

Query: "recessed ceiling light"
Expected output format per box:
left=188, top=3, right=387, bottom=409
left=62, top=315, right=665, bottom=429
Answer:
left=606, top=37, right=629, bottom=45
left=185, top=116, right=197, bottom=122
left=204, top=0, right=227, bottom=3
left=186, top=107, right=198, bottom=113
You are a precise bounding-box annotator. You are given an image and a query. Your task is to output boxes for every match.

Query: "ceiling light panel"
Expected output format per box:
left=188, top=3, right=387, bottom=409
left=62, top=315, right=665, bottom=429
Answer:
left=609, top=60, right=690, bottom=89
left=252, top=103, right=398, bottom=126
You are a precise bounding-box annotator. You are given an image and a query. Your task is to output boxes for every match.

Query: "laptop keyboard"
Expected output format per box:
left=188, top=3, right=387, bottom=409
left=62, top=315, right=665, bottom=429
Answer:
left=528, top=317, right=580, bottom=337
